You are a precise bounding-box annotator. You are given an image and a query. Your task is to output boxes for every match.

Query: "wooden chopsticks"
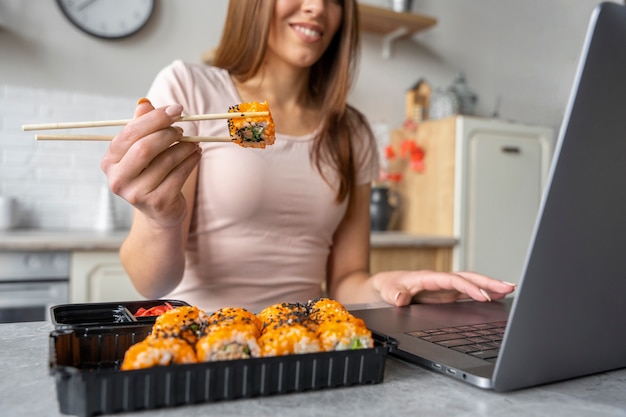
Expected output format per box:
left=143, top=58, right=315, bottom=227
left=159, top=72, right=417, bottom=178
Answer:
left=22, top=111, right=269, bottom=142
left=34, top=134, right=233, bottom=143
left=22, top=111, right=269, bottom=131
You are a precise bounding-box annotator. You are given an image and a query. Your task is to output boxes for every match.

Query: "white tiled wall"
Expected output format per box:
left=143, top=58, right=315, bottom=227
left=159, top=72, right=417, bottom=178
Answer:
left=0, top=84, right=135, bottom=230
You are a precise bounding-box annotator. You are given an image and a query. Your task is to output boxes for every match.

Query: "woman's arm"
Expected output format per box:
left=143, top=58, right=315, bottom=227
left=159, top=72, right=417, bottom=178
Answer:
left=326, top=183, right=516, bottom=306
left=119, top=168, right=198, bottom=298
left=326, top=182, right=380, bottom=304
left=102, top=99, right=202, bottom=298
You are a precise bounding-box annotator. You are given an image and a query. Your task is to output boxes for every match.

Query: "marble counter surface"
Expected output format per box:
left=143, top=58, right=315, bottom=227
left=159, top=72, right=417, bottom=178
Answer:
left=0, top=229, right=457, bottom=252
left=1, top=321, right=625, bottom=417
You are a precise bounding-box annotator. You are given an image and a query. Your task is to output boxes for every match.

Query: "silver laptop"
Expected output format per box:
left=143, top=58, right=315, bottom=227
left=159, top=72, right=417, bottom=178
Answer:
left=352, top=2, right=626, bottom=392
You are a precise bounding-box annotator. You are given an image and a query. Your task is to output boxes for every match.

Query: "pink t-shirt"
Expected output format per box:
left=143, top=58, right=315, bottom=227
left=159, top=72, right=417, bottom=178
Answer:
left=147, top=60, right=378, bottom=312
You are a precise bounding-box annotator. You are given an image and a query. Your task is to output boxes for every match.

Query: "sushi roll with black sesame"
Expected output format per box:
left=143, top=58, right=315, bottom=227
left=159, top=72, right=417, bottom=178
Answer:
left=196, top=322, right=261, bottom=361
left=257, top=302, right=310, bottom=330
left=258, top=322, right=322, bottom=357
left=316, top=317, right=374, bottom=351
left=120, top=336, right=197, bottom=370
left=151, top=305, right=210, bottom=345
left=208, top=306, right=262, bottom=337
left=228, top=101, right=275, bottom=148
left=307, top=297, right=349, bottom=323
left=307, top=297, right=374, bottom=350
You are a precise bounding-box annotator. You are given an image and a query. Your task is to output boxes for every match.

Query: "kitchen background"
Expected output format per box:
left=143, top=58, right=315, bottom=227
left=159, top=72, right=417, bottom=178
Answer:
left=0, top=0, right=617, bottom=230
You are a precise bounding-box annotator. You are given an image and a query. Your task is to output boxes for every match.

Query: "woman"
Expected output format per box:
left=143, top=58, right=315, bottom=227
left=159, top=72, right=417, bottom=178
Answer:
left=101, top=0, right=515, bottom=312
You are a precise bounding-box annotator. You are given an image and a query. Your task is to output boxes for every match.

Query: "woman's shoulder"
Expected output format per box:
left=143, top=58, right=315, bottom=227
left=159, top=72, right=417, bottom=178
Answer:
left=344, top=105, right=379, bottom=183
left=150, top=60, right=239, bottom=110
left=156, top=60, right=231, bottom=85
left=147, top=60, right=240, bottom=118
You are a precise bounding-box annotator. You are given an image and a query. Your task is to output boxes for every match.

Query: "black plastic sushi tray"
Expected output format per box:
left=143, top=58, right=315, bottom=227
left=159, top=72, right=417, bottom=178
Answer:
left=48, top=300, right=397, bottom=417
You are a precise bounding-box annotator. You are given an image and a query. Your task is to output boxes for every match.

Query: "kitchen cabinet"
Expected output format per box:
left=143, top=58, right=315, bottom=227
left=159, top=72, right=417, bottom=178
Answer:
left=359, top=4, right=437, bottom=58
left=70, top=250, right=144, bottom=303
left=370, top=247, right=450, bottom=273
left=370, top=232, right=456, bottom=274
left=391, top=116, right=554, bottom=284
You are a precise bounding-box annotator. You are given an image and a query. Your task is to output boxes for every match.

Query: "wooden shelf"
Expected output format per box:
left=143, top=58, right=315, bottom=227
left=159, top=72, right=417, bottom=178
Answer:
left=358, top=4, right=437, bottom=58
left=359, top=4, right=437, bottom=35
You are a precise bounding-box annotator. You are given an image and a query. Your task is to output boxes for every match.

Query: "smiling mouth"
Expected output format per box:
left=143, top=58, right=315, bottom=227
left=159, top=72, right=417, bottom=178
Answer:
left=292, top=25, right=322, bottom=40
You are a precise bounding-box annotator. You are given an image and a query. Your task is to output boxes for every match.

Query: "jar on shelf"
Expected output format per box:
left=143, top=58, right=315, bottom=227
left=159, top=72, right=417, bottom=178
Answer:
left=429, top=87, right=459, bottom=120
left=449, top=72, right=478, bottom=115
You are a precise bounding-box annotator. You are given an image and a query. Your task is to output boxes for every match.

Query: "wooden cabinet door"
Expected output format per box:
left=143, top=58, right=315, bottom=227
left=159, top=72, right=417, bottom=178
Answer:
left=370, top=246, right=453, bottom=274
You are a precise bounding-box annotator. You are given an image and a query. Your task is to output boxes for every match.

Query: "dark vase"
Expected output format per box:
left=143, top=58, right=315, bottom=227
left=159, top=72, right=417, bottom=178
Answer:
left=370, top=186, right=400, bottom=231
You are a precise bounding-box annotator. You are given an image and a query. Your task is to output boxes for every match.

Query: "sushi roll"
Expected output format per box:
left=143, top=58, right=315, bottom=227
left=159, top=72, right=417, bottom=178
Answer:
left=308, top=297, right=374, bottom=350
left=316, top=317, right=374, bottom=351
left=228, top=101, right=276, bottom=149
left=258, top=322, right=322, bottom=357
left=308, top=297, right=346, bottom=311
left=208, top=307, right=262, bottom=337
left=151, top=305, right=210, bottom=345
left=307, top=297, right=349, bottom=323
left=196, top=322, right=261, bottom=361
left=257, top=302, right=310, bottom=330
left=120, top=336, right=197, bottom=370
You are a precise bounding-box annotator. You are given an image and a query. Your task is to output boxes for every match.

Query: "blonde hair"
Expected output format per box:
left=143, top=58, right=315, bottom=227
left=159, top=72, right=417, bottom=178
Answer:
left=213, top=0, right=373, bottom=202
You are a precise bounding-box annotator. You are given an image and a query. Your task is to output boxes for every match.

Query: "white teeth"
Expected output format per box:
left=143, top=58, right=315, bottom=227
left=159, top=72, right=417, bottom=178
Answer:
left=294, top=25, right=321, bottom=38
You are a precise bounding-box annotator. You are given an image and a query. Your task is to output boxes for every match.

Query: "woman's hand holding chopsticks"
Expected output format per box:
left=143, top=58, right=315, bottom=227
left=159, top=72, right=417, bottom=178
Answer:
left=101, top=98, right=201, bottom=229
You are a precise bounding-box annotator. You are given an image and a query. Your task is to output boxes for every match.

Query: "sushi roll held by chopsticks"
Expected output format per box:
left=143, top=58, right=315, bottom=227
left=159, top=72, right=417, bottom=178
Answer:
left=23, top=101, right=277, bottom=148
left=228, top=101, right=276, bottom=149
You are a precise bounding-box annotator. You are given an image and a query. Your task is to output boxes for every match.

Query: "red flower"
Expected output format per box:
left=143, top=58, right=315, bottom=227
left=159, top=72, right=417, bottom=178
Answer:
left=384, top=145, right=397, bottom=161
left=387, top=172, right=403, bottom=183
left=409, top=158, right=425, bottom=173
left=377, top=137, right=425, bottom=185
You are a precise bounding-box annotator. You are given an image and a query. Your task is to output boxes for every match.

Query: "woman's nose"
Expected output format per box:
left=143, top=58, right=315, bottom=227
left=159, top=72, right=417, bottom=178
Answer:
left=302, top=0, right=325, bottom=15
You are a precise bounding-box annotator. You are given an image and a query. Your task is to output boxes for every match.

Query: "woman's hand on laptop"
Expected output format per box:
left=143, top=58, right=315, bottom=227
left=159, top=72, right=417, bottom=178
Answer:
left=371, top=270, right=517, bottom=306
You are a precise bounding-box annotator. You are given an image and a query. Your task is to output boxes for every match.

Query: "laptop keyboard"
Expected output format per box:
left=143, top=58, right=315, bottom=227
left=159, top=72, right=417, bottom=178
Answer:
left=405, top=321, right=508, bottom=363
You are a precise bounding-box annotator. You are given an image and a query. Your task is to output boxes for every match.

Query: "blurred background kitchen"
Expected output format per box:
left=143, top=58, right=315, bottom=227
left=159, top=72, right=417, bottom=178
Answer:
left=0, top=0, right=611, bottom=229
left=0, top=0, right=616, bottom=320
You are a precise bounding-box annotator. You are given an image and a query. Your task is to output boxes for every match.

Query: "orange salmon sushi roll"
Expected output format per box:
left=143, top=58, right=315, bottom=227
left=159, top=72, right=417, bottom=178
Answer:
left=227, top=101, right=276, bottom=149
left=257, top=302, right=310, bottom=330
left=208, top=306, right=262, bottom=337
left=258, top=322, right=322, bottom=357
left=151, top=305, right=210, bottom=345
left=120, top=337, right=197, bottom=370
left=316, top=319, right=374, bottom=351
left=196, top=323, right=261, bottom=361
left=307, top=297, right=349, bottom=323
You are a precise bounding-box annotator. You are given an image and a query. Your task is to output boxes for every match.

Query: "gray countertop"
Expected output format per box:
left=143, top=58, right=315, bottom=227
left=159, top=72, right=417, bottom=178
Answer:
left=370, top=231, right=458, bottom=248
left=0, top=229, right=457, bottom=251
left=1, top=321, right=625, bottom=417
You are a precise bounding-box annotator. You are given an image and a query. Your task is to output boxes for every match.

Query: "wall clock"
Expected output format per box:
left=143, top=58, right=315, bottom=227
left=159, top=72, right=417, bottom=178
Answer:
left=56, top=0, right=155, bottom=40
